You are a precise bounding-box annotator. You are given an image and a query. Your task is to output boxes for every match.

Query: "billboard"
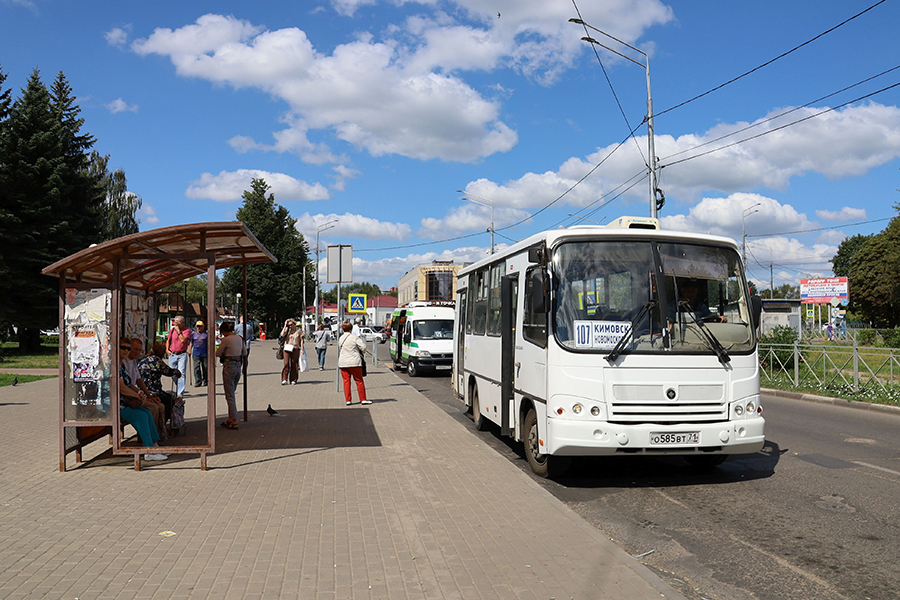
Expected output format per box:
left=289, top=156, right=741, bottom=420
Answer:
left=800, top=277, right=848, bottom=304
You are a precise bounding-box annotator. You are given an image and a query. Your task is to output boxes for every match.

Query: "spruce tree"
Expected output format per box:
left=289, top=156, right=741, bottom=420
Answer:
left=0, top=69, right=102, bottom=350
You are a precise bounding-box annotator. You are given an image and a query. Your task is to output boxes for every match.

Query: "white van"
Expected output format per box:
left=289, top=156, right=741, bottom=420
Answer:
left=389, top=303, right=455, bottom=377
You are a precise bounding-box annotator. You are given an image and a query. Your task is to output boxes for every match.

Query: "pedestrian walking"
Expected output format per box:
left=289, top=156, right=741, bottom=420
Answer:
left=338, top=321, right=369, bottom=406
left=215, top=321, right=245, bottom=430
left=314, top=322, right=331, bottom=370
left=166, top=316, right=190, bottom=397
left=279, top=319, right=304, bottom=385
left=189, top=320, right=209, bottom=386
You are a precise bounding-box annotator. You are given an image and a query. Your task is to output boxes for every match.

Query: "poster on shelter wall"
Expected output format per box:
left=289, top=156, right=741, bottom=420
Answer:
left=63, top=288, right=112, bottom=418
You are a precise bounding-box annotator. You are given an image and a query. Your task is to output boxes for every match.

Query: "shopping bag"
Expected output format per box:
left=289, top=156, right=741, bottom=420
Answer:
left=299, top=346, right=309, bottom=373
left=171, top=396, right=185, bottom=429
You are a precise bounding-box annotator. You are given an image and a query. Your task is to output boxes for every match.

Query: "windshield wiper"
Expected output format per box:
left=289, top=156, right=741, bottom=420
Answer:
left=678, top=300, right=730, bottom=364
left=605, top=301, right=655, bottom=363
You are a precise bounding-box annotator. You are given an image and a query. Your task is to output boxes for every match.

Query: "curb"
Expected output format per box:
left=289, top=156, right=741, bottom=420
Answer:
left=762, top=387, right=900, bottom=415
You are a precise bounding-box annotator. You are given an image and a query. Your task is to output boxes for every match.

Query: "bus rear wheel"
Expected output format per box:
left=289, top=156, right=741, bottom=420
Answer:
left=471, top=384, right=488, bottom=431
left=523, top=409, right=569, bottom=478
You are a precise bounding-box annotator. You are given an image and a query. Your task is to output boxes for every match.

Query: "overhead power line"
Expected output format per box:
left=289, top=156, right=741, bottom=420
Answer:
left=654, top=0, right=889, bottom=119
left=746, top=217, right=892, bottom=239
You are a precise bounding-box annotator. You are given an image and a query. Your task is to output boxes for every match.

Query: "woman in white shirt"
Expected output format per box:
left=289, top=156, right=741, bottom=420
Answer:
left=215, top=321, right=246, bottom=429
left=279, top=319, right=304, bottom=385
left=338, top=320, right=369, bottom=406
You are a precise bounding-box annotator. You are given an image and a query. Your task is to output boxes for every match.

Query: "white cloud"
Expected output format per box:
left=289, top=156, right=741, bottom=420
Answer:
left=295, top=212, right=412, bottom=242
left=104, top=25, right=131, bottom=46
left=462, top=102, right=900, bottom=213
left=138, top=204, right=159, bottom=225
left=328, top=165, right=361, bottom=191
left=185, top=169, right=330, bottom=202
left=418, top=203, right=531, bottom=238
left=105, top=98, right=139, bottom=113
left=128, top=3, right=671, bottom=163
left=816, top=207, right=867, bottom=222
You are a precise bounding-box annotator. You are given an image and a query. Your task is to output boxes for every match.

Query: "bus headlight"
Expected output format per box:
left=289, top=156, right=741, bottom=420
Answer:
left=732, top=395, right=760, bottom=420
left=572, top=404, right=583, bottom=414
left=591, top=406, right=601, bottom=417
left=415, top=350, right=432, bottom=357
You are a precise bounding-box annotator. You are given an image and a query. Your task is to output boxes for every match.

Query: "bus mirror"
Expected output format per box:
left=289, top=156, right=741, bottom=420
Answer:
left=531, top=269, right=549, bottom=314
left=528, top=246, right=545, bottom=264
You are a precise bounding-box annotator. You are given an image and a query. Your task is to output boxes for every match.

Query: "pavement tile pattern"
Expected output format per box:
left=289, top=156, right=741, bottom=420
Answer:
left=0, top=340, right=684, bottom=600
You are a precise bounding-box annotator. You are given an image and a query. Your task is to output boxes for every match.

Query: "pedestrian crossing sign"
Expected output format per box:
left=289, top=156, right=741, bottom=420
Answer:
left=348, top=294, right=367, bottom=313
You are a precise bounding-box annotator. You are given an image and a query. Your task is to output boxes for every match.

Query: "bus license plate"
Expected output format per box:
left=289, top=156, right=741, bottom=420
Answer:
left=650, top=432, right=700, bottom=445
left=435, top=365, right=451, bottom=370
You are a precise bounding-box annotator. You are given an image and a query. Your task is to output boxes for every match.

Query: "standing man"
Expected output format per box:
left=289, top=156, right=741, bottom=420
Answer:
left=166, top=316, right=190, bottom=398
left=189, top=321, right=209, bottom=387
left=235, top=314, right=254, bottom=382
left=236, top=314, right=254, bottom=359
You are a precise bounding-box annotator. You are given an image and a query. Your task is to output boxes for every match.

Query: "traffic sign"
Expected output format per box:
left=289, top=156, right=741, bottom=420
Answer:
left=348, top=294, right=367, bottom=314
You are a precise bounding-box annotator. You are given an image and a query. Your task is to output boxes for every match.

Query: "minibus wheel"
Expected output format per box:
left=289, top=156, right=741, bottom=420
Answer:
left=407, top=360, right=418, bottom=377
left=524, top=409, right=569, bottom=478
left=471, top=383, right=488, bottom=431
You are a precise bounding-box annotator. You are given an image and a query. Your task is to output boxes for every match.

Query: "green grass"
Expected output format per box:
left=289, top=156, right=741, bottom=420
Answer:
left=0, top=342, right=60, bottom=369
left=0, top=373, right=56, bottom=387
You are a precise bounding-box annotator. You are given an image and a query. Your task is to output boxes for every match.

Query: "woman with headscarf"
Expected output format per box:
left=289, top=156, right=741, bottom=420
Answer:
left=138, top=341, right=180, bottom=434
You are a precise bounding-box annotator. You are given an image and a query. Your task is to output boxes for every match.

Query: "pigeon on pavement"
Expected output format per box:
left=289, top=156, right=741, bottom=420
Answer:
left=267, top=404, right=278, bottom=416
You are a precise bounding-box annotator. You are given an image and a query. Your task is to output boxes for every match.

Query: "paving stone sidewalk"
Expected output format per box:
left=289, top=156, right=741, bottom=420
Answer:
left=0, top=340, right=685, bottom=600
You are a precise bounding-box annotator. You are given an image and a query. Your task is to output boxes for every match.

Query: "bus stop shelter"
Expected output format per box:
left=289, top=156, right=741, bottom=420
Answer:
left=42, top=222, right=276, bottom=471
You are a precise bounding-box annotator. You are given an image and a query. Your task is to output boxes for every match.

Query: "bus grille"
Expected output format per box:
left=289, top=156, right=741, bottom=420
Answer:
left=609, top=384, right=726, bottom=423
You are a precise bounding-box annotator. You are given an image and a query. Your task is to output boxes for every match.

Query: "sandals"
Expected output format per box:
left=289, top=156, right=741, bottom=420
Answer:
left=220, top=420, right=238, bottom=430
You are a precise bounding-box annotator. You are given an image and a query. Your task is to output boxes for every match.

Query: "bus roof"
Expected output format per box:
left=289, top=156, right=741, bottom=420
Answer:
left=457, top=224, right=740, bottom=278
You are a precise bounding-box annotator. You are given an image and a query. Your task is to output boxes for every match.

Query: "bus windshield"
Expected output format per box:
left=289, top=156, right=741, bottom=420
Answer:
left=413, top=320, right=454, bottom=340
left=553, top=240, right=753, bottom=355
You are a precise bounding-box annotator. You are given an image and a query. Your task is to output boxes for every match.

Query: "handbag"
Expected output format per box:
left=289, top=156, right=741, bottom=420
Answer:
left=361, top=358, right=367, bottom=377
left=283, top=343, right=295, bottom=353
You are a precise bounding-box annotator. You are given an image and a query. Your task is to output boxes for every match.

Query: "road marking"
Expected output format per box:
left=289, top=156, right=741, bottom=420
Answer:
left=653, top=488, right=689, bottom=509
left=852, top=460, right=900, bottom=477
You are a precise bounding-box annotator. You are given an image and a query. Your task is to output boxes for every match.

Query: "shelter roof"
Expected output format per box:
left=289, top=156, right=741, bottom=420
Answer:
left=42, top=222, right=276, bottom=292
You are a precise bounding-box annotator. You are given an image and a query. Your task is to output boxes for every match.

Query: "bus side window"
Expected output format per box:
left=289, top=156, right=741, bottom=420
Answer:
left=524, top=266, right=548, bottom=347
left=473, top=268, right=488, bottom=335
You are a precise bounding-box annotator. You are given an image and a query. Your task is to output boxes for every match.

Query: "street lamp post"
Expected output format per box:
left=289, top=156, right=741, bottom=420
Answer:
left=742, top=203, right=761, bottom=266
left=457, top=190, right=494, bottom=254
left=570, top=18, right=661, bottom=219
left=315, top=219, right=338, bottom=326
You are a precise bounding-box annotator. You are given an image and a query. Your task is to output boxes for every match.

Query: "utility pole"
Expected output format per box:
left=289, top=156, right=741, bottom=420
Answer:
left=572, top=18, right=661, bottom=218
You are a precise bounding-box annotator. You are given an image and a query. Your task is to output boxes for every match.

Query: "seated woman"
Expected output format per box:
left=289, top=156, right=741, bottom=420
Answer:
left=118, top=341, right=167, bottom=461
left=138, top=342, right=181, bottom=434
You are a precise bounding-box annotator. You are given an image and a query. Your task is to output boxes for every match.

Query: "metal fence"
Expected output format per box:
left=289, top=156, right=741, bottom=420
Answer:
left=759, top=342, right=900, bottom=394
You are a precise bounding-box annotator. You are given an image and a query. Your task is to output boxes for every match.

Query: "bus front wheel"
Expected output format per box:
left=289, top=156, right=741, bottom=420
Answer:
left=407, top=360, right=418, bottom=377
left=524, top=409, right=570, bottom=478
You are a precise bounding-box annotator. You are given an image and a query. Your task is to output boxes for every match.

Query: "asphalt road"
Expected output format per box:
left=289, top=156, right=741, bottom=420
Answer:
left=378, top=345, right=900, bottom=600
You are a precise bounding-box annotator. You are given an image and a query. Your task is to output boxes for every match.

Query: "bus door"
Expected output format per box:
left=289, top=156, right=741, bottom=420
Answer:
left=515, top=265, right=549, bottom=433
left=392, top=310, right=407, bottom=363
left=500, top=274, right=517, bottom=437
left=455, top=290, right=467, bottom=395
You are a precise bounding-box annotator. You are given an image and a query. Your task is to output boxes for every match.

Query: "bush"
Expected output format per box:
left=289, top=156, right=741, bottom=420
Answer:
left=759, top=325, right=800, bottom=368
left=879, top=329, right=900, bottom=348
left=857, top=329, right=877, bottom=346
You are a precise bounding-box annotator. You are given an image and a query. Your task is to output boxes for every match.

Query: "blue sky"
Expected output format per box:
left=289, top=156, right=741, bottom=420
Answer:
left=2, top=0, right=899, bottom=291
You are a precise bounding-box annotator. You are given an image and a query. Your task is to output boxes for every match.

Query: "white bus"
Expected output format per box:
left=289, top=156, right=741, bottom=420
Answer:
left=453, top=217, right=765, bottom=477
